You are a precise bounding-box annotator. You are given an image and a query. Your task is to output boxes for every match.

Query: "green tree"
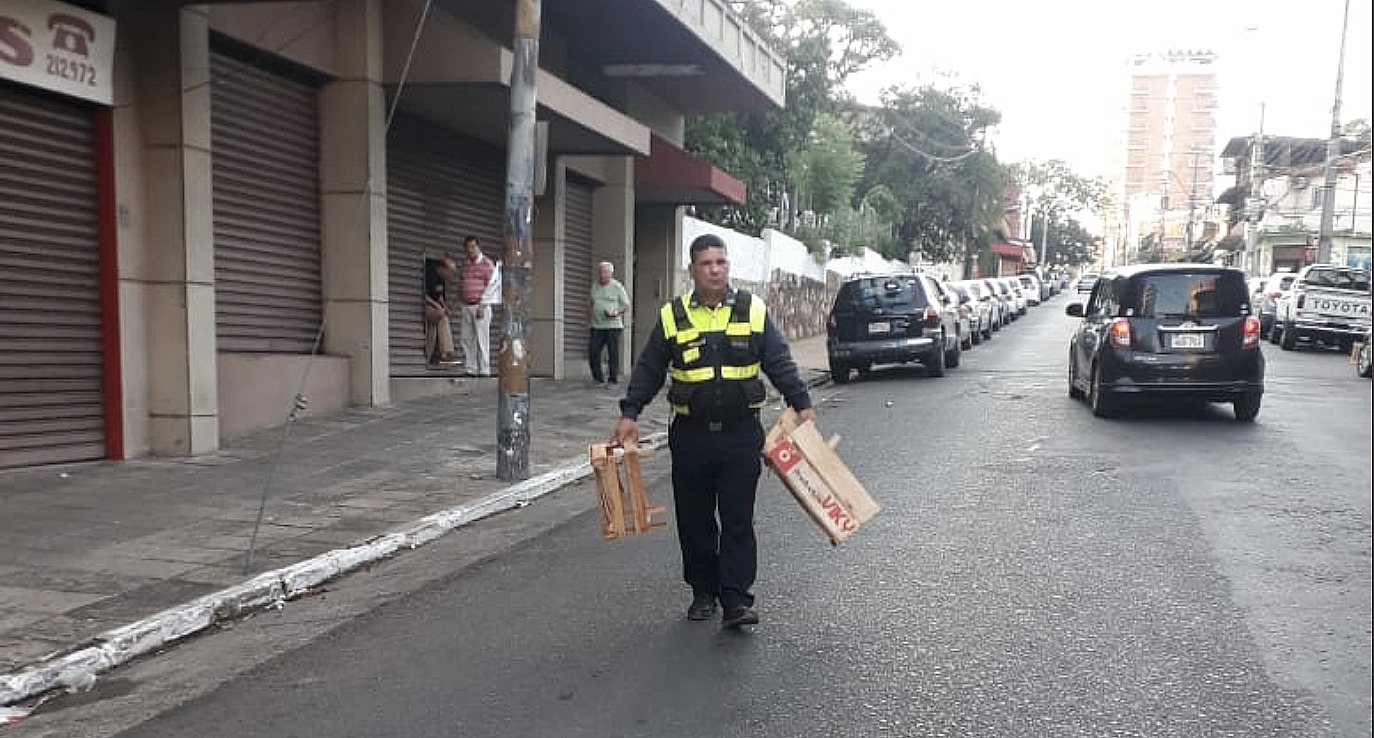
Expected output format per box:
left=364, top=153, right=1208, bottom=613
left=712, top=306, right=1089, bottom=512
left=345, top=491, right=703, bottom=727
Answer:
left=852, top=84, right=1006, bottom=265
left=788, top=113, right=864, bottom=217
left=686, top=0, right=898, bottom=234
left=1011, top=160, right=1107, bottom=268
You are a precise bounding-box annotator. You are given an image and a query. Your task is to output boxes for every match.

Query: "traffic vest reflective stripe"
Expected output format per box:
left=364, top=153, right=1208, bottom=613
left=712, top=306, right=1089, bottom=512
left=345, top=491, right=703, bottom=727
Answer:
left=659, top=290, right=767, bottom=417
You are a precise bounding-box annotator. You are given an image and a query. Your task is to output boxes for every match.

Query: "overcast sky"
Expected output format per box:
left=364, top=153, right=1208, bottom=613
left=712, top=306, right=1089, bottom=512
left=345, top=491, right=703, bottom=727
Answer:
left=842, top=0, right=1373, bottom=182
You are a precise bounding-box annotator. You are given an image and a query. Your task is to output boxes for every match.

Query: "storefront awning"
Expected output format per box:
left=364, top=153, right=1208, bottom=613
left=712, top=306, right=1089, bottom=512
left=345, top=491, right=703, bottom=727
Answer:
left=635, top=135, right=746, bottom=206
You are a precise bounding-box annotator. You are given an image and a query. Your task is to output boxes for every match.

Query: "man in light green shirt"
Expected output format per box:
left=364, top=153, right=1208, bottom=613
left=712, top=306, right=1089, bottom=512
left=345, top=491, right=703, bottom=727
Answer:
left=589, top=261, right=631, bottom=385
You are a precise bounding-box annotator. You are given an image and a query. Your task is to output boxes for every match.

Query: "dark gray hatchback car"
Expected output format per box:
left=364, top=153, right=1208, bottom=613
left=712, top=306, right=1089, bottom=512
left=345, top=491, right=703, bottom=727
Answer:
left=826, top=273, right=961, bottom=382
left=1065, top=264, right=1265, bottom=421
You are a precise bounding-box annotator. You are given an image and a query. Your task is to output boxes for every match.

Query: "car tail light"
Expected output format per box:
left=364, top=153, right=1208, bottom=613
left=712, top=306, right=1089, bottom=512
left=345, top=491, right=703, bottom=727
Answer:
left=1296, top=294, right=1305, bottom=309
left=1109, top=318, right=1132, bottom=349
left=1243, top=315, right=1261, bottom=349
left=1267, top=291, right=1283, bottom=299
left=923, top=306, right=940, bottom=328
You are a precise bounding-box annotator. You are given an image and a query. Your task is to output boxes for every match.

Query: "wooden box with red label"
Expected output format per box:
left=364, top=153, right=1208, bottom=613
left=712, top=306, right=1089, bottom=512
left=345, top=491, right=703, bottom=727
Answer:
left=763, top=409, right=879, bottom=545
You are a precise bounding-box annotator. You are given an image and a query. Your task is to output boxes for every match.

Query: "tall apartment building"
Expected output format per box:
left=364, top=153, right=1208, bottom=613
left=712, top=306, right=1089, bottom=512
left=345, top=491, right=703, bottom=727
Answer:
left=1108, top=50, right=1219, bottom=263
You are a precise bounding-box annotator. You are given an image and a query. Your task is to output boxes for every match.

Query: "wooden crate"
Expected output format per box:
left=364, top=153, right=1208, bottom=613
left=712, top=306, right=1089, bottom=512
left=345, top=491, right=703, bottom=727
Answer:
left=763, top=409, right=879, bottom=546
left=589, top=442, right=666, bottom=540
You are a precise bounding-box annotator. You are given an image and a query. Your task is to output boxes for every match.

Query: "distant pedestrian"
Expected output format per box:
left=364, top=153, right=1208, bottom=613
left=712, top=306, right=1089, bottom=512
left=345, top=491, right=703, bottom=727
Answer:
left=457, top=235, right=501, bottom=377
left=423, top=255, right=458, bottom=368
left=589, top=261, right=630, bottom=386
left=610, top=233, right=816, bottom=629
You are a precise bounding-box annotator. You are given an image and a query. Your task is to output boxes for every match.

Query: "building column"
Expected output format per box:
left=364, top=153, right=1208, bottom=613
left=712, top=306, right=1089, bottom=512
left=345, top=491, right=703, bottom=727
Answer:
left=320, top=0, right=389, bottom=406
left=631, top=205, right=683, bottom=358
left=114, top=3, right=218, bottom=456
left=591, top=157, right=635, bottom=378
left=530, top=161, right=565, bottom=378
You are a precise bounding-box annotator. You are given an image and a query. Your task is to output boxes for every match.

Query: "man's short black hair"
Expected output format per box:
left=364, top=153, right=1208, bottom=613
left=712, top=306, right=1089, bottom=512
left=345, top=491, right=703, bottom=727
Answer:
left=689, top=234, right=727, bottom=264
left=464, top=235, right=480, bottom=247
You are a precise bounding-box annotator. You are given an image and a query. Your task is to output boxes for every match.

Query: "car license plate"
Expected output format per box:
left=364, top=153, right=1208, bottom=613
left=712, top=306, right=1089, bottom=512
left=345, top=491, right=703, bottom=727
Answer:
left=1170, top=332, right=1204, bottom=349
left=868, top=321, right=891, bottom=335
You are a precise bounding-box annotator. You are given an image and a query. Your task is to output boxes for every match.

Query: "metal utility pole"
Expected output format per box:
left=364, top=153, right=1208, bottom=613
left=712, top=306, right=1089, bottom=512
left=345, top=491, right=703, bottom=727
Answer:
left=1316, top=0, right=1352, bottom=263
left=1244, top=104, right=1266, bottom=274
left=497, top=0, right=541, bottom=481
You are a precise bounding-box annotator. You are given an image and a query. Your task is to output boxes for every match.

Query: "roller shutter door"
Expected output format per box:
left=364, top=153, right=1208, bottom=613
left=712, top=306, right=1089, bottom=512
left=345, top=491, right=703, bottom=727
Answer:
left=563, top=178, right=595, bottom=365
left=210, top=48, right=322, bottom=353
left=387, top=115, right=505, bottom=376
left=0, top=85, right=104, bottom=468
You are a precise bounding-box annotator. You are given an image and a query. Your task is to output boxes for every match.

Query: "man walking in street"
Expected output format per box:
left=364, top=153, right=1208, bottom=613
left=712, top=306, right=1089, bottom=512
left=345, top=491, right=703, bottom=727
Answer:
left=610, top=233, right=816, bottom=629
left=457, top=235, right=501, bottom=377
left=589, top=261, right=630, bottom=386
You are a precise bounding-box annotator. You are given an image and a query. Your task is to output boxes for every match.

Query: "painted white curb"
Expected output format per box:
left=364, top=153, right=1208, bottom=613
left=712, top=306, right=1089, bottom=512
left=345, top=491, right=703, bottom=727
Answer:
left=0, top=433, right=667, bottom=707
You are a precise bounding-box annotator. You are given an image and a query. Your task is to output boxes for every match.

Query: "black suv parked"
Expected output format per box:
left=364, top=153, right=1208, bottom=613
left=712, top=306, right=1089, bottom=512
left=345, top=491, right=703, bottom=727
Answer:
left=826, top=273, right=961, bottom=383
left=1066, top=264, right=1264, bottom=421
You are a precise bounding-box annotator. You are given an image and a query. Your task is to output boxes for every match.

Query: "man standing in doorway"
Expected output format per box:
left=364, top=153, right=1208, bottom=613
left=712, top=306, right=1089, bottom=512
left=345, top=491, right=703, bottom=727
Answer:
left=610, top=233, right=816, bottom=629
left=457, top=235, right=500, bottom=377
left=589, top=261, right=630, bottom=386
left=423, top=254, right=458, bottom=368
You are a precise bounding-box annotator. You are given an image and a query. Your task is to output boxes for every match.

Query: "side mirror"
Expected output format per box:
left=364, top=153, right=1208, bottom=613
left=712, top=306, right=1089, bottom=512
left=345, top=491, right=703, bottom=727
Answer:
left=1065, top=303, right=1085, bottom=318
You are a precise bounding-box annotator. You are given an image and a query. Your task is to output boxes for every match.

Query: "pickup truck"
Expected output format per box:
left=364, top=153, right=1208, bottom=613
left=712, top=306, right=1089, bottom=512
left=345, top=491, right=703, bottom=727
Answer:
left=1272, top=263, right=1372, bottom=351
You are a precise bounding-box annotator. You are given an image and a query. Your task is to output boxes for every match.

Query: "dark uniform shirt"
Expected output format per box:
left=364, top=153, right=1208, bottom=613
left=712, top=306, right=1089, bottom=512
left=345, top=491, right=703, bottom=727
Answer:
left=619, top=289, right=813, bottom=420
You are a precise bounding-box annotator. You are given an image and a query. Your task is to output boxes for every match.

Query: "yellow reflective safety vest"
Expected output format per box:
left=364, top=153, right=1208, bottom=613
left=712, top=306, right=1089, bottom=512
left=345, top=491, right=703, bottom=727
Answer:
left=660, top=290, right=768, bottom=419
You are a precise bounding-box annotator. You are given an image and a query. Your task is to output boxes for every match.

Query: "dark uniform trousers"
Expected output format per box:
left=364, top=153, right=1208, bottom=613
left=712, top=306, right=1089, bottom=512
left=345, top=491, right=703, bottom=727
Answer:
left=668, top=413, right=766, bottom=610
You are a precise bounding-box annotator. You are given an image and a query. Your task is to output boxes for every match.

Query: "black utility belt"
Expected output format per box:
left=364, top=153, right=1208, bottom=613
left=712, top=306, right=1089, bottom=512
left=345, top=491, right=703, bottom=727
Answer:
left=672, top=411, right=759, bottom=432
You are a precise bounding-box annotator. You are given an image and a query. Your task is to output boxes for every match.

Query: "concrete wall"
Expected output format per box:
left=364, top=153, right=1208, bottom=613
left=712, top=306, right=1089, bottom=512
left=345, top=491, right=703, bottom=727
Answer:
left=217, top=354, right=350, bottom=438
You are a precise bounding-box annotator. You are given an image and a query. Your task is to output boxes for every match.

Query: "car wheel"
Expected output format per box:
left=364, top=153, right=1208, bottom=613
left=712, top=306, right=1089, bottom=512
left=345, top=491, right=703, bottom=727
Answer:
left=971, top=327, right=982, bottom=346
left=1279, top=321, right=1297, bottom=351
left=1233, top=392, right=1262, bottom=422
left=926, top=337, right=947, bottom=377
left=1089, top=362, right=1116, bottom=417
left=983, top=324, right=993, bottom=341
left=1358, top=341, right=1373, bottom=378
left=1068, top=353, right=1086, bottom=399
left=829, top=359, right=851, bottom=384
left=1268, top=322, right=1281, bottom=344
left=946, top=334, right=962, bottom=368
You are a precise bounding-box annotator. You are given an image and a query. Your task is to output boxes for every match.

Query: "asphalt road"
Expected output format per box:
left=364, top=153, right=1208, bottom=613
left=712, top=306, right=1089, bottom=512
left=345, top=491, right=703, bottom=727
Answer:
left=19, top=296, right=1372, bottom=738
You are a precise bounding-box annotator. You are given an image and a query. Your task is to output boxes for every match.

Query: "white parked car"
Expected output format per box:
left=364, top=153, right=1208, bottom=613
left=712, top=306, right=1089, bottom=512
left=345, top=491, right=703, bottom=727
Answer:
left=1016, top=274, right=1043, bottom=306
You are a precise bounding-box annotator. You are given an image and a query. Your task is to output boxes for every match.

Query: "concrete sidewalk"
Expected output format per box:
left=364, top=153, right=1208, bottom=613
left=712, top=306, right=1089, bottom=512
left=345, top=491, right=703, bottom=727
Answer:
left=0, top=335, right=829, bottom=708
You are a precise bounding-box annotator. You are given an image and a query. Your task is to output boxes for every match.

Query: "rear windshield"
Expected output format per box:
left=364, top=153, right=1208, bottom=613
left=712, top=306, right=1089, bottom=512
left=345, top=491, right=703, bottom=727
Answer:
left=1302, top=267, right=1371, bottom=291
left=836, top=277, right=928, bottom=310
left=1130, top=273, right=1249, bottom=318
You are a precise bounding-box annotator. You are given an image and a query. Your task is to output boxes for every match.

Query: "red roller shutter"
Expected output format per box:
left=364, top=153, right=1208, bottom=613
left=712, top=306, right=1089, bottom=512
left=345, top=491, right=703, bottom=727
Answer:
left=0, top=84, right=104, bottom=468
left=387, top=115, right=505, bottom=376
left=563, top=177, right=595, bottom=365
left=210, top=47, right=322, bottom=353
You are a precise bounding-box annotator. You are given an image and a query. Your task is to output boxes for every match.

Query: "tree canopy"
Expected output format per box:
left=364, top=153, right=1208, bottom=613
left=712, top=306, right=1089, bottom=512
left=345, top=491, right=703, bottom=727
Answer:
left=688, top=0, right=1103, bottom=271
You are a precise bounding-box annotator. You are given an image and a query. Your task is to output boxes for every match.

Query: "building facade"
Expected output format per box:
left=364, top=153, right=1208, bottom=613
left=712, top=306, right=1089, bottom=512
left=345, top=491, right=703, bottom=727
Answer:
left=0, top=0, right=785, bottom=469
left=1220, top=135, right=1372, bottom=275
left=1107, top=50, right=1218, bottom=264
